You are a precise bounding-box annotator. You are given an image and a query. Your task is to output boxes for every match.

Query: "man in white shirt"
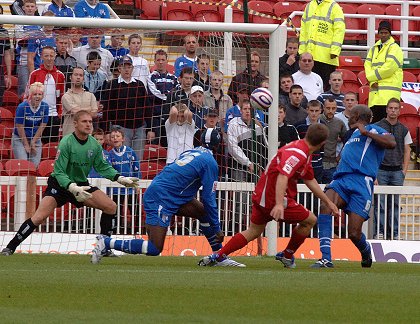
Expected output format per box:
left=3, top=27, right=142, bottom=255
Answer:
left=292, top=52, right=323, bottom=101
left=71, top=35, right=114, bottom=80
left=127, top=33, right=149, bottom=87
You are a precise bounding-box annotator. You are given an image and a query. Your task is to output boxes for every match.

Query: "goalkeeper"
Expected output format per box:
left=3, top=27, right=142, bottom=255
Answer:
left=91, top=128, right=244, bottom=267
left=1, top=111, right=139, bottom=256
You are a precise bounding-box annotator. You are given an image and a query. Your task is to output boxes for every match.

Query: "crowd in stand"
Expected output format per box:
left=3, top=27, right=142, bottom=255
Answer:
left=0, top=0, right=412, bottom=239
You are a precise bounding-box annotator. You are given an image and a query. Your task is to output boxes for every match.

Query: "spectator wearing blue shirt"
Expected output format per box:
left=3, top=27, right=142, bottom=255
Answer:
left=174, top=34, right=199, bottom=77
left=42, top=0, right=74, bottom=17
left=12, top=82, right=49, bottom=167
left=84, top=51, right=107, bottom=95
left=105, top=34, right=129, bottom=60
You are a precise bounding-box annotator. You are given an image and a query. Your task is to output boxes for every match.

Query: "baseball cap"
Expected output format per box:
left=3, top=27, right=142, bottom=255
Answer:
left=191, top=85, right=204, bottom=94
left=119, top=55, right=133, bottom=65
left=206, top=108, right=218, bottom=117
left=201, top=128, right=221, bottom=150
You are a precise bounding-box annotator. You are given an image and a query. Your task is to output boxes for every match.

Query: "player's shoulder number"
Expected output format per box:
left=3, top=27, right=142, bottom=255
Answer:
left=176, top=151, right=201, bottom=166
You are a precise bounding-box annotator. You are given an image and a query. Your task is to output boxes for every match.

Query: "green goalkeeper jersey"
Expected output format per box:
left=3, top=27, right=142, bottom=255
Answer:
left=51, top=133, right=119, bottom=189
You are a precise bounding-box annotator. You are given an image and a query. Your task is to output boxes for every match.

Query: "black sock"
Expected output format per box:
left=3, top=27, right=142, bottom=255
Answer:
left=100, top=213, right=117, bottom=237
left=7, top=218, right=37, bottom=252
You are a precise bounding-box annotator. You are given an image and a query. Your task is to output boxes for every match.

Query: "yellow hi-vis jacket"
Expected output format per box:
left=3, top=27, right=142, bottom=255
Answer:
left=364, top=37, right=403, bottom=107
left=299, top=0, right=345, bottom=66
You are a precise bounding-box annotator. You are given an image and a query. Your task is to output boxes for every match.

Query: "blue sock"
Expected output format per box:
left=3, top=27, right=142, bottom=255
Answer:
left=318, top=214, right=332, bottom=261
left=200, top=223, right=222, bottom=252
left=355, top=233, right=371, bottom=258
left=104, top=238, right=160, bottom=256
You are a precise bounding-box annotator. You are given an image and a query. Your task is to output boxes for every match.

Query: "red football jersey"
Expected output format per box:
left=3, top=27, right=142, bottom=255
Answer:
left=252, top=139, right=314, bottom=209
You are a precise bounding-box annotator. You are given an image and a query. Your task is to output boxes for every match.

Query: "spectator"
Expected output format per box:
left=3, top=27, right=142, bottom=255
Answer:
left=10, top=0, right=39, bottom=15
left=12, top=82, right=49, bottom=167
left=71, top=34, right=114, bottom=79
left=15, top=0, right=41, bottom=97
left=279, top=73, right=293, bottom=107
left=0, top=5, right=13, bottom=107
left=54, top=35, right=77, bottom=85
left=188, top=85, right=209, bottom=130
left=204, top=70, right=233, bottom=132
left=285, top=84, right=308, bottom=125
left=335, top=91, right=358, bottom=155
left=365, top=20, right=403, bottom=123
left=193, top=53, right=211, bottom=91
left=317, top=70, right=345, bottom=113
left=83, top=51, right=107, bottom=95
left=227, top=100, right=267, bottom=183
left=374, top=98, right=412, bottom=240
left=147, top=49, right=178, bottom=144
left=299, top=0, right=345, bottom=89
left=42, top=0, right=74, bottom=17
left=62, top=66, right=98, bottom=136
left=279, top=37, right=300, bottom=76
left=174, top=34, right=199, bottom=77
left=264, top=104, right=299, bottom=149
left=107, top=127, right=141, bottom=228
left=28, top=46, right=65, bottom=144
left=105, top=33, right=129, bottom=60
left=88, top=128, right=109, bottom=178
left=295, top=100, right=324, bottom=182
left=27, top=10, right=57, bottom=76
left=99, top=55, right=149, bottom=160
left=292, top=53, right=323, bottom=101
left=228, top=51, right=266, bottom=103
left=127, top=33, right=149, bottom=87
left=165, top=103, right=195, bottom=164
left=319, top=98, right=347, bottom=184
left=225, top=86, right=265, bottom=132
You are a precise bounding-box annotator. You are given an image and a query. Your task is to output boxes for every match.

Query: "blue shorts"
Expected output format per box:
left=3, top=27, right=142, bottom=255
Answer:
left=326, top=174, right=374, bottom=219
left=144, top=199, right=174, bottom=228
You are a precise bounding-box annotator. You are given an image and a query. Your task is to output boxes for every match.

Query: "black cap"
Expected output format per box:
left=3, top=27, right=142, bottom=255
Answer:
left=378, top=20, right=392, bottom=34
left=201, top=128, right=221, bottom=150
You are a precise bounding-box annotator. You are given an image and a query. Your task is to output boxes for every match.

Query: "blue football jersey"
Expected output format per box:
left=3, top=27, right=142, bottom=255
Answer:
left=334, top=124, right=390, bottom=180
left=107, top=146, right=140, bottom=195
left=144, top=147, right=219, bottom=226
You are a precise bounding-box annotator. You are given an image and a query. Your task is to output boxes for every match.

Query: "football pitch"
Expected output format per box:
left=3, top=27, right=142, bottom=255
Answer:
left=0, top=255, right=419, bottom=323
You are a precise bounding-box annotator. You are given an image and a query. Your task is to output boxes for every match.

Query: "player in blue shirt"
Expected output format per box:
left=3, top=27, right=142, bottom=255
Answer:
left=312, top=105, right=396, bottom=268
left=91, top=128, right=244, bottom=266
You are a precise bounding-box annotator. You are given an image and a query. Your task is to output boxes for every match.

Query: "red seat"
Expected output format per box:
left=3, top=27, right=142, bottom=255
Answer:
left=3, top=90, right=20, bottom=114
left=248, top=1, right=275, bottom=24
left=0, top=142, right=11, bottom=160
left=9, top=75, right=18, bottom=92
left=142, top=144, right=167, bottom=165
left=403, top=71, right=417, bottom=83
left=42, top=142, right=59, bottom=160
left=399, top=102, right=418, bottom=116
left=344, top=17, right=363, bottom=41
left=385, top=5, right=416, bottom=41
left=357, top=71, right=368, bottom=86
left=192, top=4, right=222, bottom=24
left=358, top=85, right=370, bottom=105
left=336, top=69, right=357, bottom=82
left=4, top=159, right=37, bottom=176
left=137, top=0, right=162, bottom=20
left=140, top=161, right=164, bottom=180
left=219, top=1, right=247, bottom=24
left=0, top=123, right=13, bottom=139
left=0, top=107, right=15, bottom=128
left=336, top=68, right=360, bottom=93
left=398, top=115, right=420, bottom=142
left=340, top=3, right=357, bottom=14
left=339, top=56, right=364, bottom=73
left=273, top=2, right=301, bottom=19
left=356, top=4, right=385, bottom=30
left=163, top=2, right=193, bottom=35
left=418, top=73, right=420, bottom=83
left=37, top=159, right=55, bottom=177
left=149, top=64, right=175, bottom=75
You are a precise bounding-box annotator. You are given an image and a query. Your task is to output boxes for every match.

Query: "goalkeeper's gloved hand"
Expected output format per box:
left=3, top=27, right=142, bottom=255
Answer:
left=68, top=183, right=92, bottom=202
left=117, top=176, right=140, bottom=188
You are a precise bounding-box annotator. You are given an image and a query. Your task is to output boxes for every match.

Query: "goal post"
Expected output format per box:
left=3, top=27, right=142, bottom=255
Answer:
left=0, top=14, right=287, bottom=256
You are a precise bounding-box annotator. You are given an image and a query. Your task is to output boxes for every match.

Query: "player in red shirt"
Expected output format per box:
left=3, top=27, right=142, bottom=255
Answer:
left=199, top=123, right=340, bottom=268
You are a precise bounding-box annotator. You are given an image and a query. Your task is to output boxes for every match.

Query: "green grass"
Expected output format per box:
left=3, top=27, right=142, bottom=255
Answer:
left=0, top=255, right=419, bottom=323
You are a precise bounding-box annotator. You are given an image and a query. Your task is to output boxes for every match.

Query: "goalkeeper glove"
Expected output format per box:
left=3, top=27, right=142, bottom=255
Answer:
left=68, top=183, right=92, bottom=202
left=117, top=176, right=140, bottom=188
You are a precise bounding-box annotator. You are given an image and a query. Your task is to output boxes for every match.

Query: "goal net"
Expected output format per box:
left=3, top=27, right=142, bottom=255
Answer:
left=0, top=13, right=285, bottom=256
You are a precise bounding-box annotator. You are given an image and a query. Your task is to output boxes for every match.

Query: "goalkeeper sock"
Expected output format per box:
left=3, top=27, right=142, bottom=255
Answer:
left=283, top=227, right=307, bottom=259
left=318, top=214, right=333, bottom=261
left=199, top=223, right=222, bottom=252
left=217, top=233, right=248, bottom=261
left=354, top=233, right=371, bottom=258
left=100, top=213, right=117, bottom=236
left=105, top=238, right=160, bottom=256
left=7, top=218, right=37, bottom=251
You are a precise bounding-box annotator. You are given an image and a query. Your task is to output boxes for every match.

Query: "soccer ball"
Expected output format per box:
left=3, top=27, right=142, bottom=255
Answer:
left=250, top=87, right=273, bottom=111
